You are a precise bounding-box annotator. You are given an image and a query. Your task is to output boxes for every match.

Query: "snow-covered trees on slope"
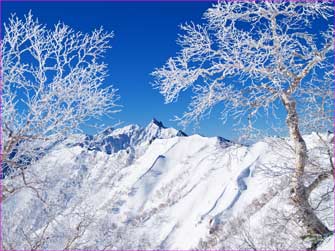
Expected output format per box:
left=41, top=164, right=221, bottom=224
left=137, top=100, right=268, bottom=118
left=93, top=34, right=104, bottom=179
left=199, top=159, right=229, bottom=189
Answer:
left=1, top=13, right=119, bottom=179
left=152, top=1, right=333, bottom=240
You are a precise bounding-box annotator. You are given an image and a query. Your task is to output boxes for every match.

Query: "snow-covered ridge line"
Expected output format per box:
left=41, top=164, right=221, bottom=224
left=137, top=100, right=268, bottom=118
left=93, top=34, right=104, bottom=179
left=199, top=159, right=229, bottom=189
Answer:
left=2, top=125, right=333, bottom=250
left=64, top=118, right=190, bottom=155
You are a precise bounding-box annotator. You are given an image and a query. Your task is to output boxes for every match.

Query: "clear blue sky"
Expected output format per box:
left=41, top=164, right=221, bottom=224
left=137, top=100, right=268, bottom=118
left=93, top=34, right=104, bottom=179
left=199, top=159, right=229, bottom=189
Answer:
left=2, top=1, right=332, bottom=139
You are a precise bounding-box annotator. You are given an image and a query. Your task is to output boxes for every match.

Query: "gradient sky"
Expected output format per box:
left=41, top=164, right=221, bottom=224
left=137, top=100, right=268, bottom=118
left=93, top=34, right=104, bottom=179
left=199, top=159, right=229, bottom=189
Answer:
left=2, top=1, right=332, bottom=139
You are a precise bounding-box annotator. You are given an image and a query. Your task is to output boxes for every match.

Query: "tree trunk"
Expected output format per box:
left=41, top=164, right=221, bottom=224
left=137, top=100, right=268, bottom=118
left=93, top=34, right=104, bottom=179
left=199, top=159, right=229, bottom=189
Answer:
left=281, top=94, right=331, bottom=237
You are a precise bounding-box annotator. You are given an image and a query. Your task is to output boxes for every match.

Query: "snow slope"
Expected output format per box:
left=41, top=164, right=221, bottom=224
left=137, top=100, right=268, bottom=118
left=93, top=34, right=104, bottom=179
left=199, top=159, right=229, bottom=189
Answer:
left=318, top=237, right=335, bottom=251
left=2, top=121, right=334, bottom=250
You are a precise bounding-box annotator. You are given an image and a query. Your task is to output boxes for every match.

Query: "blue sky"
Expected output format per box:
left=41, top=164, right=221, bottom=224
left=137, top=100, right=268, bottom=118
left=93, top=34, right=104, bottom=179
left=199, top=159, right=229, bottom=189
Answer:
left=2, top=1, right=332, bottom=139
left=3, top=1, right=238, bottom=137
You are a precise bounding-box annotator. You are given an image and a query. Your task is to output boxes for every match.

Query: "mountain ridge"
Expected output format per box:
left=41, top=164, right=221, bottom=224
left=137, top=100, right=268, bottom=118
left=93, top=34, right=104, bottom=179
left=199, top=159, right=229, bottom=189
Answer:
left=2, top=121, right=333, bottom=250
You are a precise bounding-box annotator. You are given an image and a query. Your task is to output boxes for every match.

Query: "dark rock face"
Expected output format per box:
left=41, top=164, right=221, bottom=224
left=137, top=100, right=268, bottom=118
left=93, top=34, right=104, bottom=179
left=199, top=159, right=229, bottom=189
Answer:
left=151, top=118, right=166, bottom=129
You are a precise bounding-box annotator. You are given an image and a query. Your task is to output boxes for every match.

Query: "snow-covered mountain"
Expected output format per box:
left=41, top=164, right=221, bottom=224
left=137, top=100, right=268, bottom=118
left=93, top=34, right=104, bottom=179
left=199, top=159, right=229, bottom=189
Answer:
left=66, top=118, right=187, bottom=155
left=2, top=120, right=334, bottom=250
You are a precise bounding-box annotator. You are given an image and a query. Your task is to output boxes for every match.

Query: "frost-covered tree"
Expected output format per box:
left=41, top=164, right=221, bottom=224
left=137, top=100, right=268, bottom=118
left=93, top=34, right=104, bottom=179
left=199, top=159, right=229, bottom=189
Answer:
left=152, top=1, right=333, bottom=238
left=1, top=13, right=119, bottom=177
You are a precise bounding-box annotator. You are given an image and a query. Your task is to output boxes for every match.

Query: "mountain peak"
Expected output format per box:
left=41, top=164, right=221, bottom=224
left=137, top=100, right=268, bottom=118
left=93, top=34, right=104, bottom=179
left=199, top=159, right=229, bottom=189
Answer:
left=150, top=118, right=166, bottom=129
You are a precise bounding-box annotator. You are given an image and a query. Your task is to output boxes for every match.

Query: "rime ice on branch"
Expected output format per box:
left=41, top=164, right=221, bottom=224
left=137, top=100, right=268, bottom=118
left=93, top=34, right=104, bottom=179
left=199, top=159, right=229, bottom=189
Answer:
left=152, top=0, right=334, bottom=239
left=1, top=12, right=120, bottom=173
left=152, top=1, right=333, bottom=132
